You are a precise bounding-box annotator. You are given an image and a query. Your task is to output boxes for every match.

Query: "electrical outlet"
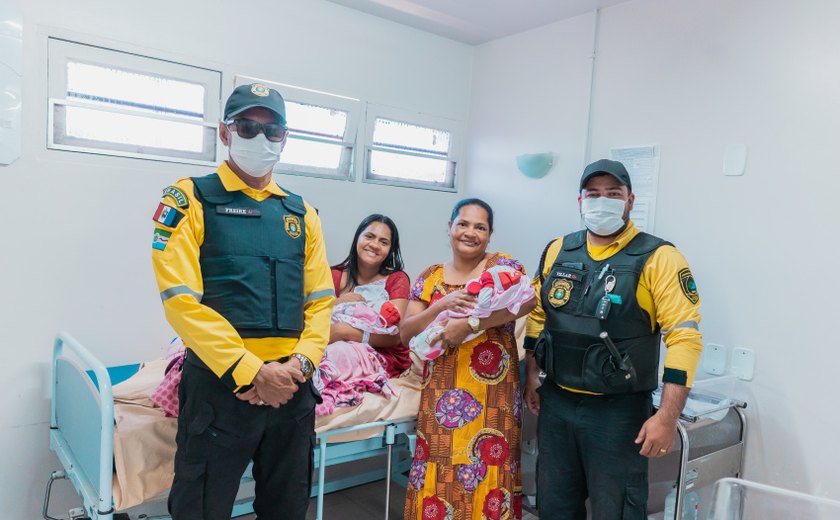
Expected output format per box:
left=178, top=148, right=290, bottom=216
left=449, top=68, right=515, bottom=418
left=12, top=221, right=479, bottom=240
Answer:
left=732, top=347, right=755, bottom=381
left=703, top=343, right=727, bottom=375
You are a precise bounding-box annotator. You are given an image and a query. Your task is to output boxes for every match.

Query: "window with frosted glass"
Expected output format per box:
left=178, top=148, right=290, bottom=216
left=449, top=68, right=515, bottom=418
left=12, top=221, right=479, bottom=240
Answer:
left=365, top=117, right=456, bottom=190
left=277, top=100, right=353, bottom=177
left=232, top=75, right=359, bottom=179
left=48, top=38, right=220, bottom=165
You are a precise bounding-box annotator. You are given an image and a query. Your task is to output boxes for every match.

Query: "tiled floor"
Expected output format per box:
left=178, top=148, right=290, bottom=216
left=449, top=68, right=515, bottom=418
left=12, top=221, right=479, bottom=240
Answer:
left=236, top=481, right=539, bottom=519
left=304, top=480, right=407, bottom=520
left=234, top=480, right=404, bottom=519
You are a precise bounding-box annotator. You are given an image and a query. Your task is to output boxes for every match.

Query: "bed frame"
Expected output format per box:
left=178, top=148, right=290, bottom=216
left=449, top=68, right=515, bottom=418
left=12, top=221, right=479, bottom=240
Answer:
left=46, top=332, right=416, bottom=520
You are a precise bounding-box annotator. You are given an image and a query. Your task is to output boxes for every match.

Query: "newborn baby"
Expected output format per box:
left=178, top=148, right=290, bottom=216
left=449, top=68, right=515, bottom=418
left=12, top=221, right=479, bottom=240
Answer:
left=330, top=279, right=401, bottom=337
left=410, top=265, right=535, bottom=360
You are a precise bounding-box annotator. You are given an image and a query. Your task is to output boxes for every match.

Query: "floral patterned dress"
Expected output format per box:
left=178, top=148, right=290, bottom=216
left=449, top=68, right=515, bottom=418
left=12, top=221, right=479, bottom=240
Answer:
left=405, top=253, right=524, bottom=520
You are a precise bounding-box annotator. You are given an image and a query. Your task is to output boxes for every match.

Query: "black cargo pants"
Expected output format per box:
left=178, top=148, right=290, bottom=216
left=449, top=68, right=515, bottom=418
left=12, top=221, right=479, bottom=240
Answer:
left=536, top=381, right=653, bottom=520
left=168, top=352, right=318, bottom=520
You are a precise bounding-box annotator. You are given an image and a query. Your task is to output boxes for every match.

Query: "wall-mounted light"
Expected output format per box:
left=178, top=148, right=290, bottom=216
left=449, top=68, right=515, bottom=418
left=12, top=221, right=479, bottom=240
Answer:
left=516, top=152, right=554, bottom=179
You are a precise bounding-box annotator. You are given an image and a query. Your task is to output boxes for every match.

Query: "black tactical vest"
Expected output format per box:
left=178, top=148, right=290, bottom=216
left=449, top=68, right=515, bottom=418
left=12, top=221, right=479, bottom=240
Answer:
left=193, top=173, right=307, bottom=339
left=536, top=230, right=670, bottom=394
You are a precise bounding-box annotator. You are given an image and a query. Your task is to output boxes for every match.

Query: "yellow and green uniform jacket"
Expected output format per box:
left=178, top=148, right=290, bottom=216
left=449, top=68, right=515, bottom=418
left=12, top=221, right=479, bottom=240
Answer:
left=151, top=162, right=334, bottom=391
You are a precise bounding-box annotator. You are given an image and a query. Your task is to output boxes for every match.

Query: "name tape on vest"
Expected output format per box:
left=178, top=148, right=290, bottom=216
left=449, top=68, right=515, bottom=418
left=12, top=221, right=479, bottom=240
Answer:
left=216, top=206, right=261, bottom=217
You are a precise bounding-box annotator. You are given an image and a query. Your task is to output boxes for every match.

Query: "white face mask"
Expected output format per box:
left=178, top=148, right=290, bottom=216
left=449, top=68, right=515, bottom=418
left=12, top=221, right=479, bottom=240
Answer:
left=228, top=132, right=283, bottom=178
left=581, top=197, right=627, bottom=236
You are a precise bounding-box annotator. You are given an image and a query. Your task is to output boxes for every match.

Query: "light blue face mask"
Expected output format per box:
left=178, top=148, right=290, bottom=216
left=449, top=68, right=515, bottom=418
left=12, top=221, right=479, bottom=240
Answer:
left=580, top=197, right=627, bottom=236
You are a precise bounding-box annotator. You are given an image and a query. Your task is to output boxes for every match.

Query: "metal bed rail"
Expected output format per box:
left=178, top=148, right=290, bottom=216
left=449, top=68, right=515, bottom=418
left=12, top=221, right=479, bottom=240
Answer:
left=47, top=332, right=418, bottom=520
left=670, top=401, right=748, bottom=519
left=314, top=416, right=416, bottom=520
left=50, top=332, right=116, bottom=520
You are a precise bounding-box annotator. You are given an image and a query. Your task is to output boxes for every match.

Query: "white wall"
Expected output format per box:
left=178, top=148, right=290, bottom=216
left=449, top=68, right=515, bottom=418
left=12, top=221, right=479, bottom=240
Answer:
left=0, top=0, right=472, bottom=516
left=590, top=0, right=840, bottom=498
left=466, top=0, right=840, bottom=501
left=465, top=12, right=596, bottom=271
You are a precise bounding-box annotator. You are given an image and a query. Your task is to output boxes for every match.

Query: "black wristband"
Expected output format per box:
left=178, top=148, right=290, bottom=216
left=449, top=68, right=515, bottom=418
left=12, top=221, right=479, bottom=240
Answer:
left=523, top=336, right=538, bottom=351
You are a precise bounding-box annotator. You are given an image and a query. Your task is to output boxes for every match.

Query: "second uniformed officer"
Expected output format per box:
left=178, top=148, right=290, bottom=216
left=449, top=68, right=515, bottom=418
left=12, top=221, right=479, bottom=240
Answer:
left=523, top=159, right=703, bottom=520
left=151, top=83, right=335, bottom=520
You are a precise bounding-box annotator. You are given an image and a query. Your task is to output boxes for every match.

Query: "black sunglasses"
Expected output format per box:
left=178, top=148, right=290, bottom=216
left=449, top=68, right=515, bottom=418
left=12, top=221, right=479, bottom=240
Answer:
left=225, top=118, right=288, bottom=142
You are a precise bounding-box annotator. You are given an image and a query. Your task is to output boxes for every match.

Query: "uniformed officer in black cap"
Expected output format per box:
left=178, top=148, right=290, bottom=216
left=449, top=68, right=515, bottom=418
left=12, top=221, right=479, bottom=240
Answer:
left=151, top=83, right=335, bottom=519
left=523, top=159, right=704, bottom=519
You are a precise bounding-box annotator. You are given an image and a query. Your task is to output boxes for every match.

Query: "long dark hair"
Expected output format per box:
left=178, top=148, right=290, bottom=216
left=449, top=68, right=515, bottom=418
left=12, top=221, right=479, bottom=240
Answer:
left=332, top=214, right=405, bottom=293
left=450, top=198, right=494, bottom=232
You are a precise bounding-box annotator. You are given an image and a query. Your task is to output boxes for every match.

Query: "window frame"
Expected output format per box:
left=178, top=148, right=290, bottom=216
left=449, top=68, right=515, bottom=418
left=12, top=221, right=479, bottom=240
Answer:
left=47, top=37, right=222, bottom=166
left=234, top=75, right=361, bottom=181
left=361, top=105, right=461, bottom=192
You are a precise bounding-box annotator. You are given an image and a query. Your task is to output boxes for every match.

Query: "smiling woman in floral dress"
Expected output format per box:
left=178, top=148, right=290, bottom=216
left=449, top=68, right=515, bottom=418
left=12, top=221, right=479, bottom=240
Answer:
left=400, top=198, right=536, bottom=520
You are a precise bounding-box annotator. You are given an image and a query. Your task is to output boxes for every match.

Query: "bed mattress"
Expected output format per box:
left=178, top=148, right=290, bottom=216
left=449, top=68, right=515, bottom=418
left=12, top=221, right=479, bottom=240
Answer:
left=109, top=355, right=422, bottom=510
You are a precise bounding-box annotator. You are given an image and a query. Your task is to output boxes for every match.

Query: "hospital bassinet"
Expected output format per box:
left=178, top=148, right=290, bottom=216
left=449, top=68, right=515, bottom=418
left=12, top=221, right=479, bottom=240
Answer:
left=709, top=477, right=840, bottom=519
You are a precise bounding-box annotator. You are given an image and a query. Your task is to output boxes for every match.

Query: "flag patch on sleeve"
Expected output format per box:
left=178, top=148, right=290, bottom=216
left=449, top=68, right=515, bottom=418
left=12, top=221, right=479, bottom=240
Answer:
left=152, top=203, right=184, bottom=228
left=152, top=228, right=172, bottom=251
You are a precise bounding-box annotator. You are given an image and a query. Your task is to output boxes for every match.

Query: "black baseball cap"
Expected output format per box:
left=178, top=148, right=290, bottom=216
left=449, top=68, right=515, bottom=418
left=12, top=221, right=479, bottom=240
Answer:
left=223, top=83, right=287, bottom=127
left=579, top=159, right=632, bottom=192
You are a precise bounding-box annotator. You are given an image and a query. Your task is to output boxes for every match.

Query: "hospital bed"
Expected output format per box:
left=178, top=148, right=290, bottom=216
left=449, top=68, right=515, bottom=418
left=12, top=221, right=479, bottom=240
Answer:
left=45, top=332, right=420, bottom=520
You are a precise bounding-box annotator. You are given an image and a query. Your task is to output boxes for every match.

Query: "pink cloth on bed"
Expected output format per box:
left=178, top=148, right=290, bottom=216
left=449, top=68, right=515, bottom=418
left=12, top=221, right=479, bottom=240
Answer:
left=149, top=342, right=186, bottom=417
left=313, top=341, right=397, bottom=416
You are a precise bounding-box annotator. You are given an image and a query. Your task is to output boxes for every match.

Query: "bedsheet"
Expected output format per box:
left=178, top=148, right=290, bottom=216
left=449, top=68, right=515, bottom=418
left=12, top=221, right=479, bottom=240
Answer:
left=109, top=355, right=422, bottom=510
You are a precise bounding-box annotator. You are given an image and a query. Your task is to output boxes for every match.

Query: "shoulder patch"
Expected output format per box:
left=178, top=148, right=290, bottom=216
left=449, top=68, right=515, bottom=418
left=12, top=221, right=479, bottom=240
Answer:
left=152, top=203, right=185, bottom=228
left=152, top=227, right=172, bottom=251
left=162, top=186, right=189, bottom=208
left=678, top=268, right=699, bottom=304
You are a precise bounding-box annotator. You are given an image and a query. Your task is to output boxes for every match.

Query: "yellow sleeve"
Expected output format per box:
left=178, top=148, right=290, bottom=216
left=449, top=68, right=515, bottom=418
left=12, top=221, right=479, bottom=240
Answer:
left=150, top=179, right=263, bottom=391
left=524, top=238, right=564, bottom=347
left=639, top=245, right=704, bottom=387
left=291, top=202, right=336, bottom=365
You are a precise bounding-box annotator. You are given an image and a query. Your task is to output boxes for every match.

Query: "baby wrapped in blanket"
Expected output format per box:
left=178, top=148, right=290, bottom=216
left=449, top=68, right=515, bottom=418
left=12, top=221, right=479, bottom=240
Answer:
left=330, top=279, right=401, bottom=334
left=409, top=265, right=535, bottom=361
left=315, top=279, right=401, bottom=416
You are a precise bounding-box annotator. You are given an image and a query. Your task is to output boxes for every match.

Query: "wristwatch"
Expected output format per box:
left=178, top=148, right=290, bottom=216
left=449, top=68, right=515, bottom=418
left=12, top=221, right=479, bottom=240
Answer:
left=467, top=316, right=481, bottom=334
left=291, top=353, right=314, bottom=379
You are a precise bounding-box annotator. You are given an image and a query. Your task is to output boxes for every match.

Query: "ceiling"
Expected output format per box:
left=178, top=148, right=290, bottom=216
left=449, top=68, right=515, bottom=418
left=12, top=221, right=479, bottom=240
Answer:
left=325, top=0, right=632, bottom=45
